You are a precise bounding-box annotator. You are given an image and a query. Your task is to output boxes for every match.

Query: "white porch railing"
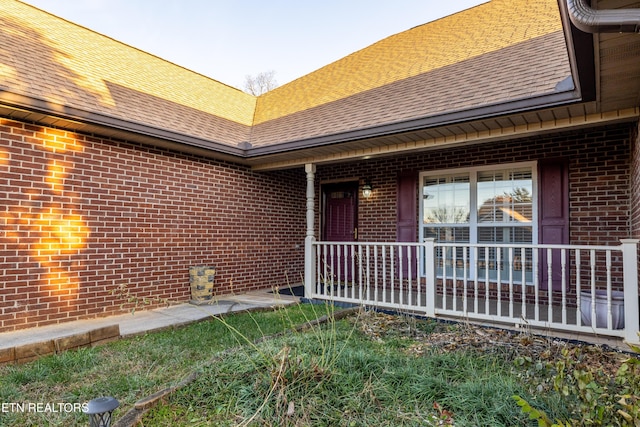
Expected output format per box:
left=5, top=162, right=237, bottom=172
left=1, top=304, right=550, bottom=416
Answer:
left=307, top=239, right=640, bottom=344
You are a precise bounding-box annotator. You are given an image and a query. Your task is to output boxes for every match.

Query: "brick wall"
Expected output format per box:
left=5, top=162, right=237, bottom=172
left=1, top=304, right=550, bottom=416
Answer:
left=0, top=119, right=306, bottom=332
left=631, top=120, right=640, bottom=241
left=316, top=123, right=634, bottom=246
left=631, top=120, right=640, bottom=282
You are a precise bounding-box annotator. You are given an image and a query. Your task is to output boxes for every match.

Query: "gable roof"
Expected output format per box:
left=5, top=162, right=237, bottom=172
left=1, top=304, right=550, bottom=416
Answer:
left=0, top=0, right=255, bottom=148
left=0, top=0, right=588, bottom=166
left=254, top=0, right=565, bottom=126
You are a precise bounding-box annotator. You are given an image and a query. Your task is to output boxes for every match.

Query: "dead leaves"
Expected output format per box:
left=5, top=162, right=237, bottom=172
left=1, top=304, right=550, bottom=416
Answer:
left=353, top=310, right=627, bottom=376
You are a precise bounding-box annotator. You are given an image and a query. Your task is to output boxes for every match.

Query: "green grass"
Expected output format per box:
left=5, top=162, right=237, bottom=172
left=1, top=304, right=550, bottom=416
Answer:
left=0, top=303, right=323, bottom=427
left=0, top=303, right=624, bottom=426
left=142, top=318, right=535, bottom=426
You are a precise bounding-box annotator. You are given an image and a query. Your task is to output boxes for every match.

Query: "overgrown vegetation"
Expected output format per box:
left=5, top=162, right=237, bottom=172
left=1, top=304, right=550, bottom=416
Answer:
left=0, top=304, right=321, bottom=427
left=143, top=314, right=529, bottom=426
left=1, top=304, right=637, bottom=426
left=514, top=335, right=640, bottom=426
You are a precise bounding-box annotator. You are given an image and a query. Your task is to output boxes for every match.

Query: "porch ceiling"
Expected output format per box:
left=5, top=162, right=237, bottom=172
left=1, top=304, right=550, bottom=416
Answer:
left=248, top=104, right=639, bottom=171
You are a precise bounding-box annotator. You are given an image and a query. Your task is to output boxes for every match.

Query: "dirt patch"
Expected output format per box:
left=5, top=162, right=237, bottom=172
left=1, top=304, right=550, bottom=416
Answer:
left=354, top=310, right=630, bottom=376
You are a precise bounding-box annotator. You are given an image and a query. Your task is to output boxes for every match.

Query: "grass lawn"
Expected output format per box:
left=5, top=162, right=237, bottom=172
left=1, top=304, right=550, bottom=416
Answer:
left=0, top=303, right=636, bottom=426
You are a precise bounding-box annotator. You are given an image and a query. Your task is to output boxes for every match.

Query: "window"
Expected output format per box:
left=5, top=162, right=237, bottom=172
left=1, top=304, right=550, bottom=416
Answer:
left=420, top=163, right=537, bottom=283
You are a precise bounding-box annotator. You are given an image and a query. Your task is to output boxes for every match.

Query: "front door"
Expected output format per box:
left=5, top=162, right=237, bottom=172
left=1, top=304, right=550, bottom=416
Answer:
left=322, top=182, right=358, bottom=283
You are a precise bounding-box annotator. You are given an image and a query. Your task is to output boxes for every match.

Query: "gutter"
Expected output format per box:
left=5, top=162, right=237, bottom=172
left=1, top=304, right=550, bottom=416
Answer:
left=566, top=0, right=640, bottom=33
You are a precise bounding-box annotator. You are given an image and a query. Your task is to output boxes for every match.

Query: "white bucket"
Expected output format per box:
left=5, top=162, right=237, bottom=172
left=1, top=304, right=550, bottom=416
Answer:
left=580, top=290, right=624, bottom=329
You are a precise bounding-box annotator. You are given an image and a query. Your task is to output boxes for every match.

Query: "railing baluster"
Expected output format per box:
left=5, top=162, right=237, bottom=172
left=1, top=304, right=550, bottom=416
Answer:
left=408, top=246, right=413, bottom=307
left=382, top=245, right=387, bottom=303
left=332, top=244, right=347, bottom=297
left=485, top=246, right=490, bottom=315
left=442, top=246, right=448, bottom=310
left=508, top=247, right=514, bottom=318
left=521, top=247, right=527, bottom=321
left=316, top=244, right=322, bottom=295
left=590, top=250, right=596, bottom=329
left=417, top=245, right=422, bottom=308
left=575, top=249, right=582, bottom=325
left=547, top=248, right=553, bottom=323
left=533, top=247, right=539, bottom=321
left=374, top=245, right=379, bottom=304
left=473, top=246, right=479, bottom=314
left=452, top=246, right=457, bottom=313
left=329, top=244, right=335, bottom=297
left=390, top=246, right=395, bottom=305
left=495, top=247, right=501, bottom=317
left=463, top=246, right=468, bottom=315
left=357, top=245, right=363, bottom=301
left=399, top=246, right=404, bottom=307
left=561, top=248, right=567, bottom=325
left=366, top=245, right=371, bottom=302
left=606, top=250, right=612, bottom=330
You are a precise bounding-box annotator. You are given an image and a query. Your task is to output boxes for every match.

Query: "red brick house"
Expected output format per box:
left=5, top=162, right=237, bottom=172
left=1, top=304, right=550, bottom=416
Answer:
left=1, top=0, right=639, bottom=344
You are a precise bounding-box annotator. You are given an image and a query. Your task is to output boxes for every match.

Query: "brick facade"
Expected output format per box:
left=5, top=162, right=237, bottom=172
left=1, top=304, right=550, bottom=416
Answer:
left=316, top=123, right=634, bottom=247
left=0, top=119, right=306, bottom=332
left=631, top=121, right=640, bottom=241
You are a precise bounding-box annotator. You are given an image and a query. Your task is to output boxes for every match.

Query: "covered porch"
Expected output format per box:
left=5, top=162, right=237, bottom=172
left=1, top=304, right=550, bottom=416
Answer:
left=304, top=154, right=640, bottom=347
left=256, top=0, right=640, bottom=347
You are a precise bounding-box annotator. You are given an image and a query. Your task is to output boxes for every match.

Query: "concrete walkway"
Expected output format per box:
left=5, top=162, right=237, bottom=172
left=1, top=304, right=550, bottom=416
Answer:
left=0, top=291, right=299, bottom=351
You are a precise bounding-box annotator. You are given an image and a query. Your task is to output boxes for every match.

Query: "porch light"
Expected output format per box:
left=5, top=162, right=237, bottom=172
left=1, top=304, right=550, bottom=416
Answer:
left=362, top=180, right=373, bottom=199
left=85, top=396, right=119, bottom=427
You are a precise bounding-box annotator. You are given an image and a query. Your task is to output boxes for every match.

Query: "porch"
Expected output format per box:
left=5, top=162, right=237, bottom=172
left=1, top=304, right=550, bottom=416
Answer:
left=304, top=239, right=640, bottom=346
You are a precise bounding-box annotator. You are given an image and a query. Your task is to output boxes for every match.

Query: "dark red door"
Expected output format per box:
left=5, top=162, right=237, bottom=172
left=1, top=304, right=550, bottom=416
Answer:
left=322, top=182, right=358, bottom=283
left=538, top=159, right=569, bottom=290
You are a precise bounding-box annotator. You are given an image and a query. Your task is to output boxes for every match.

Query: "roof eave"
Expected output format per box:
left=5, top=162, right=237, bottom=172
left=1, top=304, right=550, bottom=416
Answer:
left=245, top=89, right=583, bottom=158
left=0, top=91, right=251, bottom=162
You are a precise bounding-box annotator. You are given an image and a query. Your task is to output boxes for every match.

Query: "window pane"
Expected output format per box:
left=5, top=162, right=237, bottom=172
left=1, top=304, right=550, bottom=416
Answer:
left=425, top=227, right=469, bottom=277
left=477, top=226, right=532, bottom=244
left=424, top=226, right=470, bottom=243
left=477, top=226, right=533, bottom=284
left=477, top=169, right=532, bottom=223
left=423, top=174, right=470, bottom=224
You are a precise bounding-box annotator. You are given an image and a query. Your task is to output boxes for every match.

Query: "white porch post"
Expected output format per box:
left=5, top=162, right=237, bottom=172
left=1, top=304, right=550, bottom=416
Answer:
left=425, top=238, right=436, bottom=317
left=304, top=164, right=316, bottom=297
left=621, top=239, right=639, bottom=345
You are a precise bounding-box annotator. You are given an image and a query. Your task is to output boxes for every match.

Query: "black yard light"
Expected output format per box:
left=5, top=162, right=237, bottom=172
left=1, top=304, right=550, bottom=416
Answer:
left=84, top=396, right=119, bottom=427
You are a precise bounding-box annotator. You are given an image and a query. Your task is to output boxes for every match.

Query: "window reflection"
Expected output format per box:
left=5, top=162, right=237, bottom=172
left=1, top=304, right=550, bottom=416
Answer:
left=423, top=174, right=470, bottom=225
left=477, top=170, right=532, bottom=223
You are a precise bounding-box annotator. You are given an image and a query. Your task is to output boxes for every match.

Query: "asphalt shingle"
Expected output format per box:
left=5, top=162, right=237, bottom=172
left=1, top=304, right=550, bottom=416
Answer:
left=0, top=0, right=570, bottom=151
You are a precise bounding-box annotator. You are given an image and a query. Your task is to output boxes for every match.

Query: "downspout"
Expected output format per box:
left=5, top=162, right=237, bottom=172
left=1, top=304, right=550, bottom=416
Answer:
left=566, top=0, right=640, bottom=33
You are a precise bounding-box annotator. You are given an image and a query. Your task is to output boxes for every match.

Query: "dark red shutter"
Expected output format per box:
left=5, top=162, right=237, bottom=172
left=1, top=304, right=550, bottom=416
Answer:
left=397, top=171, right=418, bottom=278
left=397, top=171, right=418, bottom=243
left=538, top=159, right=570, bottom=290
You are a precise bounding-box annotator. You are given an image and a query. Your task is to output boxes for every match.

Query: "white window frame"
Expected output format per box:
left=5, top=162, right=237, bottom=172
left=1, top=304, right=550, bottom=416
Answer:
left=419, top=161, right=538, bottom=278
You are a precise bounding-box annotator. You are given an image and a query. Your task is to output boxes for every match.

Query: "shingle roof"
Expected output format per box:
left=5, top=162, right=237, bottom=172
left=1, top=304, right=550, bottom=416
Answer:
left=250, top=0, right=570, bottom=147
left=0, top=0, right=572, bottom=154
left=0, top=0, right=255, bottom=146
